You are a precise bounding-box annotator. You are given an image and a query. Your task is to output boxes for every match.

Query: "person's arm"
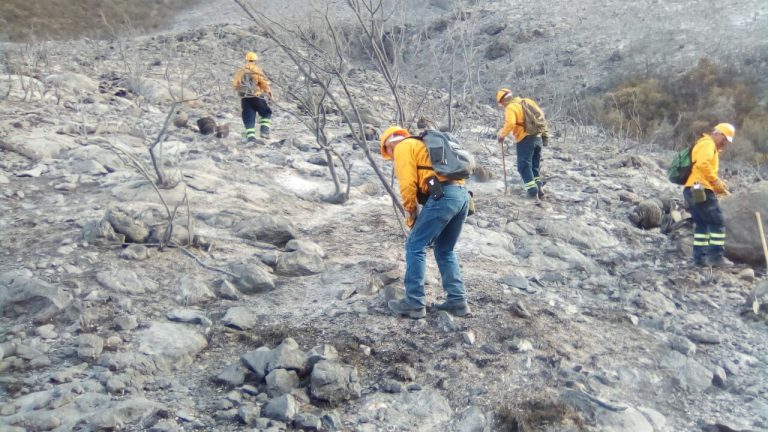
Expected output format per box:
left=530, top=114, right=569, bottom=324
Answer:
left=393, top=143, right=419, bottom=227
left=232, top=69, right=243, bottom=91
left=498, top=105, right=517, bottom=141
left=692, top=141, right=725, bottom=193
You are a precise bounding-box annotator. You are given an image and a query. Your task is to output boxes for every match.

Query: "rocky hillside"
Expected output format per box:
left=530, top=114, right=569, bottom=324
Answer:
left=1, top=13, right=768, bottom=432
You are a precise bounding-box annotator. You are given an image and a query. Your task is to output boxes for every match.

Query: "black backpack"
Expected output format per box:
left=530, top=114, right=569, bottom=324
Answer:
left=411, top=130, right=475, bottom=180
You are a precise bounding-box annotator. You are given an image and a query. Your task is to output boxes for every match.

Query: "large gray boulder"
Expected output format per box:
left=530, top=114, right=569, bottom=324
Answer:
left=229, top=263, right=275, bottom=294
left=275, top=250, right=325, bottom=276
left=357, top=390, right=450, bottom=430
left=43, top=72, right=99, bottom=94
left=267, top=338, right=307, bottom=373
left=0, top=132, right=77, bottom=161
left=310, top=360, right=362, bottom=404
left=0, top=269, right=72, bottom=318
left=241, top=347, right=272, bottom=380
left=105, top=207, right=150, bottom=243
left=263, top=394, right=298, bottom=422
left=235, top=215, right=297, bottom=246
left=137, top=322, right=208, bottom=373
left=721, top=181, right=768, bottom=264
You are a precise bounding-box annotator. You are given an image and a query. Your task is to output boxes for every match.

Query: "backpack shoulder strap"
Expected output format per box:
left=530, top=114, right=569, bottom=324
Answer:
left=407, top=133, right=434, bottom=171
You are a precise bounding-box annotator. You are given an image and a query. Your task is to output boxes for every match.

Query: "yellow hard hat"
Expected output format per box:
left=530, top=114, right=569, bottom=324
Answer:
left=713, top=123, right=735, bottom=143
left=245, top=51, right=258, bottom=62
left=380, top=126, right=409, bottom=160
left=496, top=88, right=511, bottom=103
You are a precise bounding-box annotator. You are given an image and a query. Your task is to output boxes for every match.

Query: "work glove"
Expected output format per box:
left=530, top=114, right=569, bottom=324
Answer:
left=405, top=210, right=418, bottom=229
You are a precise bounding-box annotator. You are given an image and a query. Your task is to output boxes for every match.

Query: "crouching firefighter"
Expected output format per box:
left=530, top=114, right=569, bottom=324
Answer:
left=379, top=126, right=473, bottom=319
left=233, top=51, right=273, bottom=141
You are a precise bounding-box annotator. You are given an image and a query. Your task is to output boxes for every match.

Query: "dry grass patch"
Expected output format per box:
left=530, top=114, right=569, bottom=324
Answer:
left=0, top=0, right=201, bottom=42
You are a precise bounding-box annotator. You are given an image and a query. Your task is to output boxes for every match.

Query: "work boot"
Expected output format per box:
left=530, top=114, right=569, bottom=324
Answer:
left=691, top=259, right=707, bottom=268
left=536, top=180, right=546, bottom=199
left=388, top=299, right=426, bottom=319
left=708, top=256, right=734, bottom=268
left=260, top=125, right=270, bottom=139
left=433, top=300, right=472, bottom=317
left=246, top=136, right=256, bottom=143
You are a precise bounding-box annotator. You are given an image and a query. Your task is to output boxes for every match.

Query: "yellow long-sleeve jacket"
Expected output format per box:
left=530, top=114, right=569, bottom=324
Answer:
left=392, top=138, right=464, bottom=213
left=685, top=134, right=726, bottom=193
left=232, top=63, right=271, bottom=98
left=498, top=97, right=545, bottom=142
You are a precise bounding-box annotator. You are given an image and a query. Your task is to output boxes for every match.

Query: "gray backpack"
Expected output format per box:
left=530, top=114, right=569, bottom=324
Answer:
left=412, top=130, right=475, bottom=180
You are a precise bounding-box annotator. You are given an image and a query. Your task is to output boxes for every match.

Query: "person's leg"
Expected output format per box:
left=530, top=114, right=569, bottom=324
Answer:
left=402, top=197, right=456, bottom=308
left=241, top=98, right=257, bottom=140
left=701, top=190, right=729, bottom=266
left=531, top=137, right=544, bottom=197
left=683, top=188, right=708, bottom=265
left=254, top=97, right=273, bottom=138
left=516, top=135, right=538, bottom=197
left=433, top=187, right=469, bottom=305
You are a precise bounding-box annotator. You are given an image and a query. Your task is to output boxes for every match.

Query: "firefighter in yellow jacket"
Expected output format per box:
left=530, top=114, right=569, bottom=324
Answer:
left=684, top=123, right=735, bottom=268
left=233, top=52, right=273, bottom=141
left=380, top=126, right=471, bottom=319
left=496, top=88, right=549, bottom=199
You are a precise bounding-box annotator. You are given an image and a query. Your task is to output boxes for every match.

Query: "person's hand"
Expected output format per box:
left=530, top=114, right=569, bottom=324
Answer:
left=405, top=210, right=418, bottom=228
left=713, top=179, right=729, bottom=195
left=497, top=136, right=505, bottom=145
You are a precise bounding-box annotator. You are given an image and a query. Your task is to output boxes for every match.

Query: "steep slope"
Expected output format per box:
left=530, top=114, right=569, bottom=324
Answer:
left=0, top=23, right=766, bottom=432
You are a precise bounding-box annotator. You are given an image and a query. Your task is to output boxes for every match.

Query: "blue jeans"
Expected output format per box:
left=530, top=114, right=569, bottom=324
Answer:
left=683, top=188, right=725, bottom=263
left=516, top=135, right=543, bottom=196
left=404, top=185, right=469, bottom=307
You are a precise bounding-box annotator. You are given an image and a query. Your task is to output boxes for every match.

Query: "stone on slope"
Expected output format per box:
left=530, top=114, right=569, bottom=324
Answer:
left=119, top=244, right=150, bottom=260
left=86, top=397, right=161, bottom=430
left=1, top=132, right=77, bottom=161
left=222, top=306, right=259, bottom=330
left=596, top=406, right=654, bottom=432
left=307, top=344, right=339, bottom=367
left=661, top=350, right=713, bottom=392
left=285, top=239, right=326, bottom=257
left=310, top=360, right=362, bottom=404
left=721, top=181, right=768, bottom=264
left=105, top=207, right=150, bottom=243
left=81, top=219, right=125, bottom=245
left=229, top=263, right=275, bottom=294
left=127, top=77, right=199, bottom=106
left=454, top=406, right=487, bottom=432
left=137, top=322, right=208, bottom=373
left=265, top=369, right=300, bottom=396
left=216, top=363, right=247, bottom=387
left=43, top=72, right=99, bottom=94
left=77, top=334, right=104, bottom=361
left=166, top=309, right=212, bottom=327
left=268, top=338, right=307, bottom=373
left=358, top=390, right=450, bottom=430
left=0, top=269, right=72, bottom=318
left=235, top=215, right=297, bottom=246
left=0, top=74, right=46, bottom=101
left=241, top=347, right=272, bottom=380
left=96, top=269, right=154, bottom=294
left=263, top=394, right=298, bottom=422
left=175, top=277, right=214, bottom=306
left=275, top=250, right=325, bottom=276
